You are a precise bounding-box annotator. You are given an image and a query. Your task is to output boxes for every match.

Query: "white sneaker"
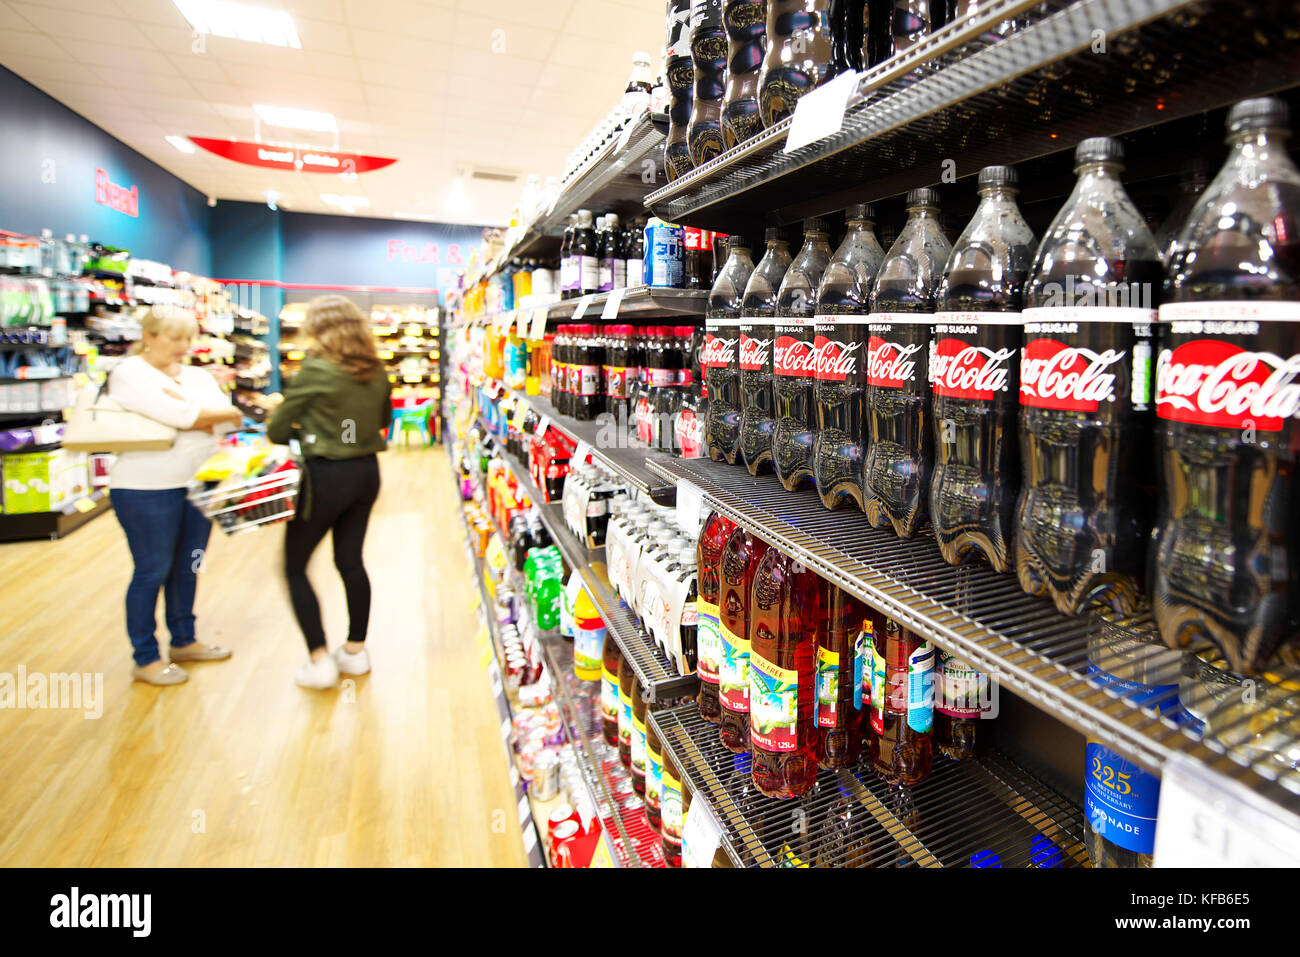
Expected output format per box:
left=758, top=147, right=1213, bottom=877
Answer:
left=333, top=644, right=371, bottom=676
left=295, top=655, right=340, bottom=689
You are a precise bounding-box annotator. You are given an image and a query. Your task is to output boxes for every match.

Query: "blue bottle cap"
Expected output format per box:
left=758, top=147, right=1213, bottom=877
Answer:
left=1031, top=835, right=1064, bottom=868
left=733, top=753, right=752, bottom=774
left=970, top=850, right=1001, bottom=868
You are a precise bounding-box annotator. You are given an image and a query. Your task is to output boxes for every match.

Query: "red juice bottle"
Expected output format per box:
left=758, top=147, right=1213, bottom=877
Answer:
left=816, top=581, right=869, bottom=769
left=869, top=616, right=935, bottom=787
left=718, top=526, right=770, bottom=752
left=697, top=509, right=737, bottom=723
left=601, top=633, right=622, bottom=747
left=618, top=652, right=635, bottom=771
left=750, top=548, right=821, bottom=799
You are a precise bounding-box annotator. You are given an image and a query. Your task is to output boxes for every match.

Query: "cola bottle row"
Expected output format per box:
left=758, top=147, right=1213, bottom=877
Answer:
left=701, top=97, right=1300, bottom=677
left=666, top=0, right=1018, bottom=180
left=696, top=508, right=994, bottom=798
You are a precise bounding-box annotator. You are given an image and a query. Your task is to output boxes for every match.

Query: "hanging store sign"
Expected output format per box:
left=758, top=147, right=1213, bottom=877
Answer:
left=188, top=138, right=397, bottom=174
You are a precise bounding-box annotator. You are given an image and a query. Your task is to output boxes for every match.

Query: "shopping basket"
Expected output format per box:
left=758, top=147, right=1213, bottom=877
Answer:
left=187, top=435, right=303, bottom=535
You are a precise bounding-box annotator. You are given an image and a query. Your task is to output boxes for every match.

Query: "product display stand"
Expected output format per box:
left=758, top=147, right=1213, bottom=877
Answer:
left=0, top=487, right=110, bottom=542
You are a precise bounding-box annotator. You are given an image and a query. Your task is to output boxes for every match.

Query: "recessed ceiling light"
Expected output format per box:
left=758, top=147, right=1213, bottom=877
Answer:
left=263, top=188, right=280, bottom=211
left=165, top=135, right=196, bottom=154
left=173, top=0, right=301, bottom=48
left=321, top=193, right=370, bottom=212
left=252, top=103, right=336, bottom=133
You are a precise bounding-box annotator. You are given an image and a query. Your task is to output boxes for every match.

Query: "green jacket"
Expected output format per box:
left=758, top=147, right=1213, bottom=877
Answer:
left=267, top=355, right=392, bottom=459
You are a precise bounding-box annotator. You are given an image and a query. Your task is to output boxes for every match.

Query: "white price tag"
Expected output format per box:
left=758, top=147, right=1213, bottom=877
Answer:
left=572, top=294, right=594, bottom=320
left=573, top=440, right=591, bottom=466
left=601, top=286, right=625, bottom=320
left=494, top=310, right=514, bottom=331
left=534, top=414, right=551, bottom=438
left=528, top=307, right=549, bottom=341
left=675, top=480, right=704, bottom=535
left=1153, top=752, right=1300, bottom=867
left=614, top=113, right=641, bottom=155
left=682, top=797, right=723, bottom=868
left=783, top=70, right=860, bottom=154
left=517, top=310, right=531, bottom=338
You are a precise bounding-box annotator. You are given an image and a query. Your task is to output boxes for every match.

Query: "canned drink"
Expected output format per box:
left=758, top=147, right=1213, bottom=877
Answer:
left=550, top=820, right=580, bottom=867
left=645, top=218, right=684, bottom=288
left=533, top=751, right=561, bottom=801
left=547, top=803, right=580, bottom=839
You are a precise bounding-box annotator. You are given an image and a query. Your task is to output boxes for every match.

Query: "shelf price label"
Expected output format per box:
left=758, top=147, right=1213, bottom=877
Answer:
left=1153, top=752, right=1300, bottom=867
left=675, top=480, right=704, bottom=535
left=534, top=414, right=551, bottom=438
left=71, top=497, right=97, bottom=514
left=572, top=295, right=595, bottom=321
left=589, top=835, right=616, bottom=868
left=572, top=440, right=592, bottom=465
left=682, top=796, right=723, bottom=868
left=784, top=70, right=861, bottom=154
left=601, top=287, right=625, bottom=320
left=528, top=307, right=549, bottom=341
left=517, top=310, right=531, bottom=338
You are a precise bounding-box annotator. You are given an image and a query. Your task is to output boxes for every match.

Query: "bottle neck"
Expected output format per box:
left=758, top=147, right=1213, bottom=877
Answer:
left=1227, top=128, right=1299, bottom=175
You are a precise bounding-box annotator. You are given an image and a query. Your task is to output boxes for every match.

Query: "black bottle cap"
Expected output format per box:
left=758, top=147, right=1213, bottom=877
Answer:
left=906, top=187, right=940, bottom=208
left=728, top=233, right=748, bottom=249
left=1075, top=137, right=1124, bottom=168
left=1227, top=96, right=1290, bottom=135
left=804, top=216, right=828, bottom=233
left=978, top=165, right=1018, bottom=188
left=846, top=203, right=875, bottom=222
left=764, top=226, right=783, bottom=243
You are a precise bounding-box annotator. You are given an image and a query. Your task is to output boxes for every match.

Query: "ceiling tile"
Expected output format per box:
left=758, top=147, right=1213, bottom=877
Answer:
left=165, top=52, right=231, bottom=82
left=349, top=28, right=448, bottom=62
left=0, top=1, right=36, bottom=31
left=295, top=17, right=354, bottom=55
left=58, top=40, right=181, bottom=77
left=452, top=11, right=555, bottom=62
left=8, top=3, right=157, bottom=48
left=454, top=0, right=573, bottom=31
left=0, top=29, right=63, bottom=59
left=342, top=0, right=452, bottom=41
left=2, top=54, right=95, bottom=84
left=304, top=51, right=361, bottom=80
left=357, top=59, right=441, bottom=89
left=136, top=22, right=199, bottom=56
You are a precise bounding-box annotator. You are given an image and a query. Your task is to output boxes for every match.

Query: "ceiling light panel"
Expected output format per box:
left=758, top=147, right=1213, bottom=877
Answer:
left=173, top=0, right=302, bottom=49
left=252, top=103, right=338, bottom=132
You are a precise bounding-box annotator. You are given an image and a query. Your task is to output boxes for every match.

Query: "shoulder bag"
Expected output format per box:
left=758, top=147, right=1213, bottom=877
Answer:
left=61, top=372, right=178, bottom=453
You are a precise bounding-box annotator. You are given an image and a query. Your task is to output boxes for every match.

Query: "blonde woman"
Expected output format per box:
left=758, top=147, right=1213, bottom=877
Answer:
left=259, top=296, right=392, bottom=689
left=108, top=307, right=243, bottom=686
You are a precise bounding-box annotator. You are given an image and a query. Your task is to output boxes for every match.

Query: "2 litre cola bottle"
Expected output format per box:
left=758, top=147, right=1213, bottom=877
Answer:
left=705, top=235, right=754, bottom=463
left=864, top=188, right=952, bottom=537
left=665, top=0, right=696, bottom=181
left=749, top=548, right=821, bottom=799
left=721, top=0, right=767, bottom=148
left=758, top=0, right=833, bottom=126
left=1154, top=97, right=1300, bottom=675
left=688, top=0, right=728, bottom=167
left=930, top=165, right=1036, bottom=572
left=1018, top=137, right=1163, bottom=617
left=773, top=218, right=834, bottom=492
left=739, top=228, right=793, bottom=475
left=813, top=203, right=885, bottom=510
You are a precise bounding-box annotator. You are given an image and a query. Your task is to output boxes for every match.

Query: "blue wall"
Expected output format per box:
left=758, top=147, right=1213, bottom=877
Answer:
left=0, top=67, right=211, bottom=274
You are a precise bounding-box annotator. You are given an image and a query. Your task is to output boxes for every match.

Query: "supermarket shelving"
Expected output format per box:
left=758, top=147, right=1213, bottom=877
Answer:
left=644, top=454, right=1300, bottom=816
left=644, top=0, right=1300, bottom=232
left=0, top=487, right=111, bottom=542
left=478, top=285, right=707, bottom=331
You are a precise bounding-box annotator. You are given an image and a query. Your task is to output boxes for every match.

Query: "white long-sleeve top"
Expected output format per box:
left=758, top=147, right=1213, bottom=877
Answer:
left=107, top=355, right=235, bottom=490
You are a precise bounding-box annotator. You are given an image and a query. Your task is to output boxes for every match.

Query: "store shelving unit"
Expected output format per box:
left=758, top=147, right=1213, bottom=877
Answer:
left=644, top=454, right=1300, bottom=816
left=645, top=0, right=1300, bottom=232
left=0, top=488, right=111, bottom=542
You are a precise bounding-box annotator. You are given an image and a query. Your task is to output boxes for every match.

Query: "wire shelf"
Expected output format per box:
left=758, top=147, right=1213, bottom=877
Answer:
left=644, top=0, right=1300, bottom=230
left=645, top=454, right=1300, bottom=815
left=651, top=703, right=1089, bottom=867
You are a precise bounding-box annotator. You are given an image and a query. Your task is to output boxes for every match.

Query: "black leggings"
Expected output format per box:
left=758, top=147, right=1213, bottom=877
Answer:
left=284, top=455, right=381, bottom=653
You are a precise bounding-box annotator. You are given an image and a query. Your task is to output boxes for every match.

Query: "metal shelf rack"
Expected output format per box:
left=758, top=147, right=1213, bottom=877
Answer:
left=644, top=454, right=1300, bottom=815
left=644, top=0, right=1300, bottom=231
left=651, top=702, right=1089, bottom=867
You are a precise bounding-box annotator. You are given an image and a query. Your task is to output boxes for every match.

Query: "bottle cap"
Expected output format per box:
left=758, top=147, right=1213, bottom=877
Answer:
left=1075, top=137, right=1124, bottom=168
left=970, top=850, right=1002, bottom=868
left=764, top=226, right=783, bottom=243
left=733, top=753, right=752, bottom=774
left=978, top=165, right=1018, bottom=188
left=606, top=212, right=621, bottom=227
left=676, top=544, right=696, bottom=564
left=1227, top=96, right=1289, bottom=135
left=1030, top=835, right=1064, bottom=868
left=576, top=209, right=594, bottom=227
left=845, top=203, right=875, bottom=222
left=804, top=216, right=828, bottom=233
left=906, top=187, right=940, bottom=208
left=728, top=233, right=748, bottom=250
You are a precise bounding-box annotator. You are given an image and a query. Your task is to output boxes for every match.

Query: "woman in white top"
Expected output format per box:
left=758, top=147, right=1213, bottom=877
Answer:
left=108, top=307, right=244, bottom=686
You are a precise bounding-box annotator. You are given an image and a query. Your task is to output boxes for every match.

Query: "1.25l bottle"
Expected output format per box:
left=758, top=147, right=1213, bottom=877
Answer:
left=697, top=510, right=737, bottom=723
left=815, top=581, right=869, bottom=768
left=719, top=527, right=771, bottom=752
left=869, top=616, right=935, bottom=786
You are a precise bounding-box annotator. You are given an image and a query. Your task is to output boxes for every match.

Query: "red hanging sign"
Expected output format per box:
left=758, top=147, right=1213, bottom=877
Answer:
left=188, top=137, right=397, bottom=174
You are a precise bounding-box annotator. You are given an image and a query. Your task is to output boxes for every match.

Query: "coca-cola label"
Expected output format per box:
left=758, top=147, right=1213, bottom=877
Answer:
left=675, top=408, right=704, bottom=458
left=773, top=319, right=818, bottom=377
left=739, top=316, right=772, bottom=372
left=1156, top=301, right=1300, bottom=432
left=1019, top=307, right=1156, bottom=414
left=703, top=315, right=739, bottom=372
left=813, top=314, right=870, bottom=383
left=867, top=314, right=931, bottom=390
left=930, top=312, right=1021, bottom=401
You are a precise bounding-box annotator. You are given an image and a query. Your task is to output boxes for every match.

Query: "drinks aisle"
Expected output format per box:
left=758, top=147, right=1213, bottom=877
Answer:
left=0, top=447, right=525, bottom=868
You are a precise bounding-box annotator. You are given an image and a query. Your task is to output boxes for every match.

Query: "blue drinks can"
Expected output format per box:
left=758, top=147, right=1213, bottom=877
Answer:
left=644, top=218, right=684, bottom=288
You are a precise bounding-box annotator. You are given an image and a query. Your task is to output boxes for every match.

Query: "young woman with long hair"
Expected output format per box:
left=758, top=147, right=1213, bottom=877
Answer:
left=260, top=296, right=393, bottom=688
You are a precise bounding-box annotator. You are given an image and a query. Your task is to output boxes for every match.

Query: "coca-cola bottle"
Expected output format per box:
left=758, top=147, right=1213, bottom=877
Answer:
left=758, top=0, right=834, bottom=127
left=815, top=581, right=869, bottom=769
left=665, top=0, right=696, bottom=181
left=1154, top=97, right=1300, bottom=674
left=813, top=204, right=885, bottom=511
left=688, top=0, right=728, bottom=167
left=868, top=616, right=934, bottom=787
left=1018, top=137, right=1163, bottom=617
left=705, top=236, right=754, bottom=463
left=773, top=217, right=834, bottom=492
left=721, top=0, right=767, bottom=149
left=719, top=526, right=771, bottom=752
left=864, top=187, right=952, bottom=537
left=750, top=548, right=820, bottom=799
left=825, top=0, right=865, bottom=79
left=931, top=165, right=1035, bottom=572
left=739, top=228, right=792, bottom=475
left=697, top=510, right=738, bottom=723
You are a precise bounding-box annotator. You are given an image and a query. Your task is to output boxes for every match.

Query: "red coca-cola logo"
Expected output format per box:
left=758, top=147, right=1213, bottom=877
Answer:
left=931, top=339, right=1016, bottom=400
left=1156, top=339, right=1300, bottom=432
left=1019, top=338, right=1124, bottom=411
left=773, top=335, right=817, bottom=377
left=701, top=333, right=736, bottom=370
left=814, top=336, right=863, bottom=382
left=867, top=337, right=923, bottom=388
left=739, top=333, right=771, bottom=371
left=675, top=409, right=704, bottom=457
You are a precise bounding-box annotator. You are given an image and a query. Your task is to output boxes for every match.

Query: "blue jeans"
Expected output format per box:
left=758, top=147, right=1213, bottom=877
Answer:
left=110, top=487, right=213, bottom=667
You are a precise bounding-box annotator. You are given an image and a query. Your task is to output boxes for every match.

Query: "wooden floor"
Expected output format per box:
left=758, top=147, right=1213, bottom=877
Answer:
left=0, top=446, right=526, bottom=867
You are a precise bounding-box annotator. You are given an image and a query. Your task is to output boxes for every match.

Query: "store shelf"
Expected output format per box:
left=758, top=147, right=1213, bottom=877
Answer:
left=650, top=702, right=1088, bottom=868
left=645, top=454, right=1300, bottom=814
left=0, top=410, right=64, bottom=423
left=501, top=388, right=674, bottom=502
left=0, top=489, right=111, bottom=542
left=546, top=286, right=707, bottom=321
left=491, top=438, right=697, bottom=703
left=644, top=0, right=1300, bottom=231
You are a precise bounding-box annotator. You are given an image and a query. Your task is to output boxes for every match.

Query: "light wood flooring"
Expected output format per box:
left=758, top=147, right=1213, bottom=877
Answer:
left=0, top=446, right=526, bottom=867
